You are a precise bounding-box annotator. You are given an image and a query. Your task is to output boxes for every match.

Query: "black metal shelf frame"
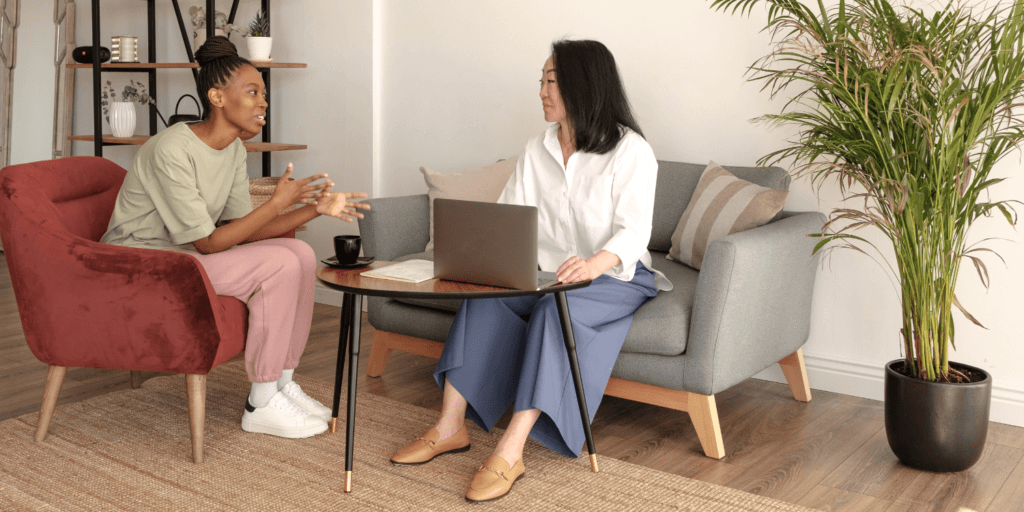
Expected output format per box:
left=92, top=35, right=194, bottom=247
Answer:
left=88, top=0, right=276, bottom=177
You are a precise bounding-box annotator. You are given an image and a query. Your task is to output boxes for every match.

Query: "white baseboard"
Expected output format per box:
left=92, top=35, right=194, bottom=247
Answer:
left=314, top=282, right=368, bottom=312
left=753, top=353, right=1024, bottom=428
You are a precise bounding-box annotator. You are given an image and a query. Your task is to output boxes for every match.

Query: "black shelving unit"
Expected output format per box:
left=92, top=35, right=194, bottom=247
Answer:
left=89, top=0, right=158, bottom=157
left=86, top=0, right=289, bottom=177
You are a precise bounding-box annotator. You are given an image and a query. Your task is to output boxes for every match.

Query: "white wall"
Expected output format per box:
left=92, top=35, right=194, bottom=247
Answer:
left=378, top=0, right=1024, bottom=426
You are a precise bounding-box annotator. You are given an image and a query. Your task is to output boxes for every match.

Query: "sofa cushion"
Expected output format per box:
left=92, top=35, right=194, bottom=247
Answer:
left=420, top=157, right=518, bottom=252
left=620, top=251, right=697, bottom=356
left=668, top=162, right=788, bottom=269
left=393, top=250, right=695, bottom=357
left=649, top=161, right=791, bottom=252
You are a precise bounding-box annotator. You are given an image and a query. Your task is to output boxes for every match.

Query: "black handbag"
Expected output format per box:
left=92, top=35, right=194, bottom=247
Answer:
left=167, top=94, right=202, bottom=125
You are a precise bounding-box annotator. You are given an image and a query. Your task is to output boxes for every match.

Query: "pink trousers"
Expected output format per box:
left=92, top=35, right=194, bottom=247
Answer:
left=190, top=238, right=316, bottom=383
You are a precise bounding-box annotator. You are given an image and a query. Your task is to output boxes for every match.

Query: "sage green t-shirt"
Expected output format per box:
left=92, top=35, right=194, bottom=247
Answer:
left=101, top=122, right=252, bottom=251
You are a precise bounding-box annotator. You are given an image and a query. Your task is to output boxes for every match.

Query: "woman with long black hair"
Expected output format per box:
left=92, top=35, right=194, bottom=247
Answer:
left=390, top=39, right=672, bottom=502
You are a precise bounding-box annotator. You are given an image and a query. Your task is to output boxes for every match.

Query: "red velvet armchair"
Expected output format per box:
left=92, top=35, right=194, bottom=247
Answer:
left=0, top=156, right=259, bottom=463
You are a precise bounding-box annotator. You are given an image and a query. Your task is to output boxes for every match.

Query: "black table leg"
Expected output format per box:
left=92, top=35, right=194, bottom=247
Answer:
left=344, top=294, right=363, bottom=492
left=553, top=291, right=599, bottom=473
left=330, top=293, right=353, bottom=433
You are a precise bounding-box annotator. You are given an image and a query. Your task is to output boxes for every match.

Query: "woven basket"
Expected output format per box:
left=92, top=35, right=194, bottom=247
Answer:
left=249, top=177, right=307, bottom=231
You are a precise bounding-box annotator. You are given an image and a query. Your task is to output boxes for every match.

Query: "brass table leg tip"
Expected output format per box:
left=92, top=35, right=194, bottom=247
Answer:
left=589, top=453, right=599, bottom=473
left=329, top=418, right=337, bottom=433
left=345, top=471, right=352, bottom=493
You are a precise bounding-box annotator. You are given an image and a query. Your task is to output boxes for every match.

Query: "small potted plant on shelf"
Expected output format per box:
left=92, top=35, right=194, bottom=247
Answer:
left=710, top=0, right=1024, bottom=472
left=244, top=9, right=272, bottom=62
left=101, top=80, right=162, bottom=138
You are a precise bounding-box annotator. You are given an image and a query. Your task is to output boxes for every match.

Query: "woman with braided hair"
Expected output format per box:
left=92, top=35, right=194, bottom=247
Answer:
left=102, top=36, right=369, bottom=439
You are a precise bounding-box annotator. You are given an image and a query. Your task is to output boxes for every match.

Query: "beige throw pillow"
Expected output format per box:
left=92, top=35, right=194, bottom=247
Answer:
left=668, top=161, right=788, bottom=269
left=420, top=156, right=518, bottom=252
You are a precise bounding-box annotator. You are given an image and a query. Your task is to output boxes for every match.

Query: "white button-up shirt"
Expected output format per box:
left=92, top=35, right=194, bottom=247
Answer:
left=499, top=124, right=673, bottom=291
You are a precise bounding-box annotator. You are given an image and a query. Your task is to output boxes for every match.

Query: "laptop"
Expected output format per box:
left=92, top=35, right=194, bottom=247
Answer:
left=433, top=198, right=560, bottom=290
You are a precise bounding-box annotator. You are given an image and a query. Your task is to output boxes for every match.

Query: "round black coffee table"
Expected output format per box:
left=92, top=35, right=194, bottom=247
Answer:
left=316, top=261, right=596, bottom=492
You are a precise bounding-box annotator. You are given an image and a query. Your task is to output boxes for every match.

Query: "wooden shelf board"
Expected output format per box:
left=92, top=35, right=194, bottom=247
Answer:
left=68, top=135, right=306, bottom=152
left=68, top=62, right=307, bottom=69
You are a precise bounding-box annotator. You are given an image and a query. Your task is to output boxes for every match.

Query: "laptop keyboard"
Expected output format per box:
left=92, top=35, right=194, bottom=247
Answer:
left=537, top=276, right=558, bottom=288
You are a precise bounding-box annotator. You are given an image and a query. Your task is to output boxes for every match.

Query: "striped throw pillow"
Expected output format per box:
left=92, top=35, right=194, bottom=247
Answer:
left=668, top=161, right=788, bottom=269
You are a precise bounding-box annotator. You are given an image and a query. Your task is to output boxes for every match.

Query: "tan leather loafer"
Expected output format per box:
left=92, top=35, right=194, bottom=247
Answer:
left=465, top=454, right=525, bottom=503
left=390, top=425, right=470, bottom=465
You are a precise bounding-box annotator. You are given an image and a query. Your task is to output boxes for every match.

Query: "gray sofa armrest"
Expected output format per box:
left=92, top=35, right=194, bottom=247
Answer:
left=357, top=194, right=430, bottom=261
left=682, top=211, right=826, bottom=395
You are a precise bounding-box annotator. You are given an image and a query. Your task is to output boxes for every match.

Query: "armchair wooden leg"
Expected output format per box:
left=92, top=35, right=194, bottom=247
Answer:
left=687, top=393, right=725, bottom=459
left=129, top=371, right=144, bottom=389
left=778, top=348, right=812, bottom=402
left=185, top=374, right=207, bottom=464
left=35, top=366, right=67, bottom=443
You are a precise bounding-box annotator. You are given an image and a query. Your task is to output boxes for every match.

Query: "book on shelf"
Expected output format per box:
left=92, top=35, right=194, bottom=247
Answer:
left=360, top=259, right=434, bottom=283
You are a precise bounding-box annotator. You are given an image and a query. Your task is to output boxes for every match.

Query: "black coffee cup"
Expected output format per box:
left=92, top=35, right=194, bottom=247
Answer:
left=334, top=235, right=361, bottom=265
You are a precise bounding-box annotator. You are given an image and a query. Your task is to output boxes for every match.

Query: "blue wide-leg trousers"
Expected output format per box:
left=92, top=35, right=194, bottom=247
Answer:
left=434, top=263, right=658, bottom=457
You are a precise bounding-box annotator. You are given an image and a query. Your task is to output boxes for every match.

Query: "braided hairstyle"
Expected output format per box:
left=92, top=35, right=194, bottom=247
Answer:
left=194, top=36, right=254, bottom=119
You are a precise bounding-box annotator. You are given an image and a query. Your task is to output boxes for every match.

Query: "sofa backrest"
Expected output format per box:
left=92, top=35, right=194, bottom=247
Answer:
left=648, top=161, right=791, bottom=252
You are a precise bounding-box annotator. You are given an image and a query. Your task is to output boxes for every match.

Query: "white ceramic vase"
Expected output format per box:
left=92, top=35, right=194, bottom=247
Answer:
left=246, top=37, right=273, bottom=61
left=109, top=101, right=136, bottom=138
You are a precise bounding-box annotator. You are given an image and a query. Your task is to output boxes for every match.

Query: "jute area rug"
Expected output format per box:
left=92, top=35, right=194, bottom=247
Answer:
left=0, top=361, right=815, bottom=511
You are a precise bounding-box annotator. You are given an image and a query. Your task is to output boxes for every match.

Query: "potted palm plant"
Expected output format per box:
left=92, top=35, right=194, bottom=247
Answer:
left=710, top=0, right=1024, bottom=472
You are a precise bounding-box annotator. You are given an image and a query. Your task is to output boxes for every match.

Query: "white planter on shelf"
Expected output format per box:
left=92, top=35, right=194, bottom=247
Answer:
left=109, top=101, right=136, bottom=138
left=246, top=37, right=272, bottom=61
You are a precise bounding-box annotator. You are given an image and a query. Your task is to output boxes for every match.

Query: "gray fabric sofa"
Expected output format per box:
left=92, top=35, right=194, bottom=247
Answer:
left=357, top=160, right=824, bottom=459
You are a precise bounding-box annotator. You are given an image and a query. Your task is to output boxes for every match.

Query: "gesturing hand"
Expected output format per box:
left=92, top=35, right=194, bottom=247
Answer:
left=315, top=178, right=370, bottom=222
left=270, top=163, right=328, bottom=209
left=557, top=255, right=596, bottom=284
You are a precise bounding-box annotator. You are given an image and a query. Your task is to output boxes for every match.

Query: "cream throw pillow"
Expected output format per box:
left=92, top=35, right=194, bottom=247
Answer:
left=668, top=161, right=788, bottom=269
left=420, top=156, right=518, bottom=252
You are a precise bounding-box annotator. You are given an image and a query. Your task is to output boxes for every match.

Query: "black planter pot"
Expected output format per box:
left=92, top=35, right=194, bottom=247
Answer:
left=884, top=359, right=991, bottom=472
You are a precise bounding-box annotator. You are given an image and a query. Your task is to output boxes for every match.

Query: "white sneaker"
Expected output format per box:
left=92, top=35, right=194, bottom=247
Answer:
left=241, top=391, right=328, bottom=439
left=279, top=381, right=333, bottom=423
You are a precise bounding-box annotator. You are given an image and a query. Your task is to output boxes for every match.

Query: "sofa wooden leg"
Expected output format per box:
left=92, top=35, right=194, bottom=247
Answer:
left=366, top=332, right=394, bottom=378
left=35, top=366, right=67, bottom=443
left=688, top=393, right=725, bottom=459
left=366, top=331, right=444, bottom=378
left=604, top=378, right=726, bottom=459
left=129, top=370, right=144, bottom=389
left=778, top=348, right=812, bottom=402
left=185, top=374, right=207, bottom=464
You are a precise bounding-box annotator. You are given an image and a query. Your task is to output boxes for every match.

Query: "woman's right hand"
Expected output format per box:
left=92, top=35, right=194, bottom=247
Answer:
left=269, top=163, right=328, bottom=210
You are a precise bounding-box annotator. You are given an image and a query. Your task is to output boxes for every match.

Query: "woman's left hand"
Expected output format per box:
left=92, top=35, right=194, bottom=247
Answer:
left=315, top=179, right=371, bottom=221
left=557, top=256, right=597, bottom=283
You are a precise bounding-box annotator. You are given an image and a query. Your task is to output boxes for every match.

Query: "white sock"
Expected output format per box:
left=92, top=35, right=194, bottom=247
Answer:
left=249, top=381, right=278, bottom=408
left=277, top=368, right=295, bottom=391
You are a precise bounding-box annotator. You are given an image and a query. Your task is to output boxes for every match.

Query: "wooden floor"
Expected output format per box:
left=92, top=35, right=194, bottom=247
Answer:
left=2, top=253, right=1022, bottom=512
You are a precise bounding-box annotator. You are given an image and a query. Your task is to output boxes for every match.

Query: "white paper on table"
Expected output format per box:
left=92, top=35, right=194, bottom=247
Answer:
left=360, top=259, right=435, bottom=283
